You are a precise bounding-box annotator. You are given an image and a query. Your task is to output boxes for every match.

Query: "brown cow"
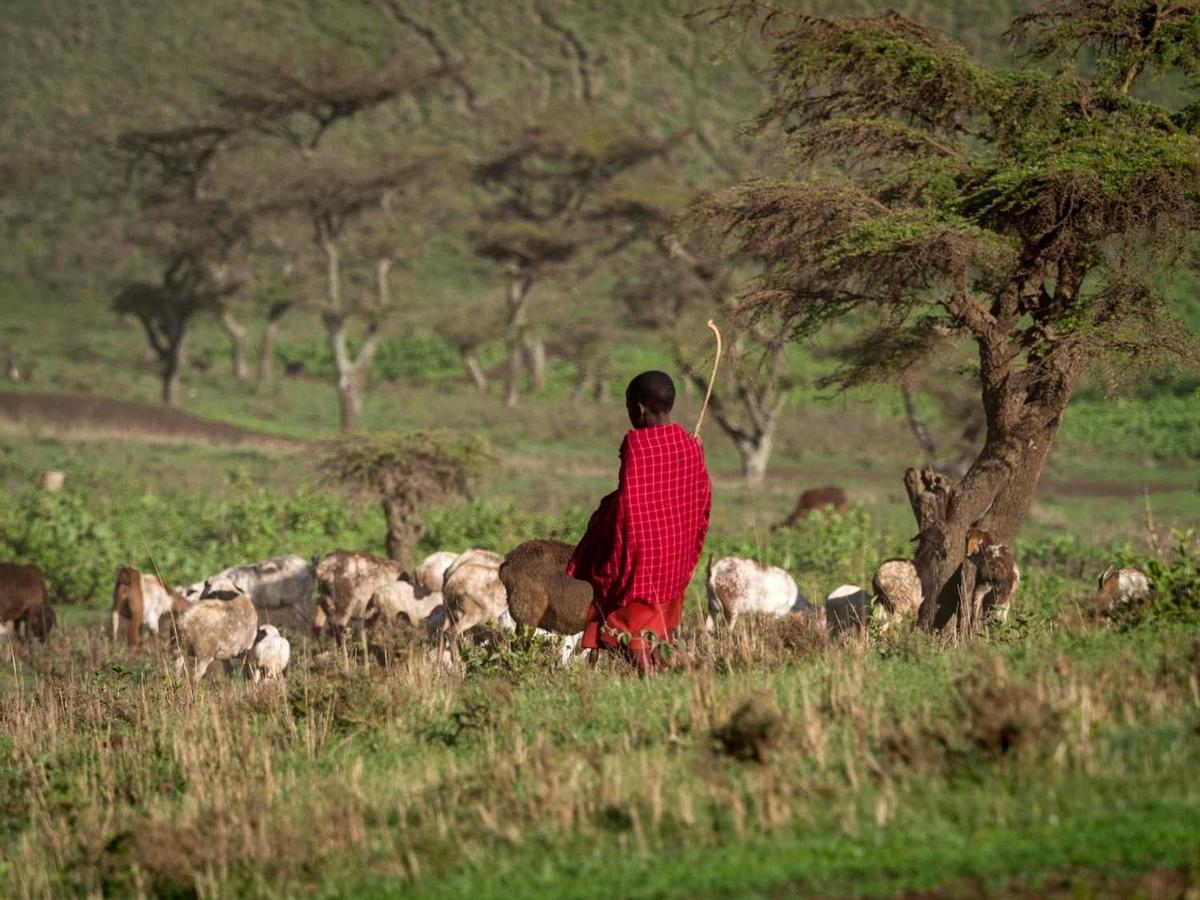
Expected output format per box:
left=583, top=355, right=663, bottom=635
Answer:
left=774, top=485, right=848, bottom=531
left=0, top=562, right=51, bottom=639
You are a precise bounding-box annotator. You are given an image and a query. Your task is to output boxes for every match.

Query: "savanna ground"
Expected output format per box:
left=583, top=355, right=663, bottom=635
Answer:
left=1, top=278, right=1199, bottom=898
left=3, top=0, right=1200, bottom=894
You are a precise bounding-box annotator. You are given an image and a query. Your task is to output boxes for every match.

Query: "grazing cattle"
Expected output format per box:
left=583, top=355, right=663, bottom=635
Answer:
left=825, top=584, right=871, bottom=638
left=0, top=562, right=51, bottom=638
left=705, top=556, right=810, bottom=631
left=312, top=550, right=406, bottom=637
left=441, top=549, right=507, bottom=637
left=1093, top=567, right=1151, bottom=613
left=248, top=625, right=290, bottom=681
left=174, top=579, right=258, bottom=684
left=774, top=485, right=848, bottom=530
left=179, top=554, right=314, bottom=609
left=966, top=529, right=1020, bottom=624
left=112, top=566, right=190, bottom=648
left=367, top=581, right=446, bottom=629
left=871, top=559, right=923, bottom=629
left=414, top=551, right=460, bottom=595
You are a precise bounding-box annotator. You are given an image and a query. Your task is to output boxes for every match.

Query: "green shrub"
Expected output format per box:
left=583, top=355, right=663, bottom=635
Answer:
left=0, top=490, right=120, bottom=603
left=1126, top=530, right=1200, bottom=627
left=274, top=333, right=462, bottom=383
left=0, top=485, right=378, bottom=604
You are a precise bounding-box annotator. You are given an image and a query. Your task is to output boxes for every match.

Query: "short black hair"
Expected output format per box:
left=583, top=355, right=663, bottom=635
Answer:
left=626, top=370, right=675, bottom=414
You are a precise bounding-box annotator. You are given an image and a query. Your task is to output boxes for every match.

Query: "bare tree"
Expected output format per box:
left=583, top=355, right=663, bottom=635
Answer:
left=215, top=56, right=451, bottom=427
left=697, top=2, right=1200, bottom=628
left=114, top=123, right=247, bottom=403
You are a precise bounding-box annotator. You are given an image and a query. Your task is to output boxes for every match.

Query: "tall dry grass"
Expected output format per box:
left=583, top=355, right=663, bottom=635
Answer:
left=1, top=614, right=1198, bottom=897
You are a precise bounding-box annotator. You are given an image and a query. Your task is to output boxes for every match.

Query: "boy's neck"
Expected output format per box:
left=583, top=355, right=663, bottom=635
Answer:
left=635, top=414, right=671, bottom=429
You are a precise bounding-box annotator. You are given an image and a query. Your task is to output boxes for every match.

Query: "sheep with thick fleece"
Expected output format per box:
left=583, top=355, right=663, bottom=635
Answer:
left=414, top=551, right=460, bottom=595
left=174, top=576, right=258, bottom=684
left=441, top=549, right=506, bottom=637
left=248, top=624, right=290, bottom=681
left=706, top=556, right=810, bottom=631
left=871, top=559, right=922, bottom=630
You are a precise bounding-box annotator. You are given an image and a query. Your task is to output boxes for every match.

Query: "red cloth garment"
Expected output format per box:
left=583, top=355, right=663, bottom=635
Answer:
left=567, top=423, right=712, bottom=652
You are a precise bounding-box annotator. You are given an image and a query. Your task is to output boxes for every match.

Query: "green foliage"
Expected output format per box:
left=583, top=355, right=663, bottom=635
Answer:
left=274, top=332, right=463, bottom=383
left=0, top=491, right=120, bottom=603
left=1060, top=390, right=1200, bottom=459
left=0, top=484, right=375, bottom=604
left=1125, top=530, right=1200, bottom=626
left=418, top=499, right=588, bottom=557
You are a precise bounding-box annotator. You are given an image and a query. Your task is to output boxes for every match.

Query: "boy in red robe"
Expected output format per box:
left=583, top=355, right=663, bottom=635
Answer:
left=567, top=371, right=712, bottom=674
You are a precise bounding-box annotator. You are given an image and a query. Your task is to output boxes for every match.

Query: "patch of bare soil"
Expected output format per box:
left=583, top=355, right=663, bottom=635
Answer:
left=0, top=390, right=303, bottom=451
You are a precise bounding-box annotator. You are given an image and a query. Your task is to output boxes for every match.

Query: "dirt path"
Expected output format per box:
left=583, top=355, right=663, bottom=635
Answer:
left=0, top=390, right=302, bottom=451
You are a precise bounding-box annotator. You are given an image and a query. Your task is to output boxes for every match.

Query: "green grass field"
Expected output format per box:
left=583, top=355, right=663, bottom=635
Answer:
left=4, top=0, right=1200, bottom=895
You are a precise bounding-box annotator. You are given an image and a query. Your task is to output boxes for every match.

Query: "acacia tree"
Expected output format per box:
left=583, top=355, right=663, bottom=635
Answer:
left=471, top=111, right=675, bottom=407
left=321, top=430, right=492, bottom=569
left=699, top=2, right=1200, bottom=627
left=114, top=124, right=246, bottom=403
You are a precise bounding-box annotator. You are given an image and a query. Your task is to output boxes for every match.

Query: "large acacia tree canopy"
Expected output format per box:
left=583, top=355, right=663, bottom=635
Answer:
left=695, top=4, right=1200, bottom=392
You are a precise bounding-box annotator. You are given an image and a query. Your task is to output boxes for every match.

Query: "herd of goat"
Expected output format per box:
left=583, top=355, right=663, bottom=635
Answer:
left=1, top=530, right=1153, bottom=682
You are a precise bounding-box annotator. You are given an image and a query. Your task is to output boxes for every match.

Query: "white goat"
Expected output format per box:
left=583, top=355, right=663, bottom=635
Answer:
left=705, top=556, right=810, bottom=631
left=248, top=624, right=290, bottom=681
left=414, top=551, right=460, bottom=595
left=173, top=575, right=258, bottom=684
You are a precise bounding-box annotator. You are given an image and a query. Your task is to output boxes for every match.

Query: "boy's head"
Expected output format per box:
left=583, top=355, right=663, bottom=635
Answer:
left=626, top=370, right=675, bottom=428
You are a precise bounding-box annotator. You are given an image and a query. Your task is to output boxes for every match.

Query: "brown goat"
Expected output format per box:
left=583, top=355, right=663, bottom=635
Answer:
left=965, top=528, right=1020, bottom=624
left=0, top=562, right=51, bottom=638
left=499, top=539, right=593, bottom=635
left=112, top=565, right=189, bottom=648
left=774, top=485, right=848, bottom=530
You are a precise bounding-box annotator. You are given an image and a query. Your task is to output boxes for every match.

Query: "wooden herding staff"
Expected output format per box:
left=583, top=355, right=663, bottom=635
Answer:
left=693, top=319, right=723, bottom=439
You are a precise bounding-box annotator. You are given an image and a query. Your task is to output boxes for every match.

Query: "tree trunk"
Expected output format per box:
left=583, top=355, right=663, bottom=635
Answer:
left=503, top=264, right=533, bottom=408
left=162, top=334, right=185, bottom=405
left=324, top=313, right=382, bottom=431
left=382, top=498, right=423, bottom=571
left=218, top=309, right=250, bottom=382
left=320, top=238, right=383, bottom=430
left=257, top=301, right=291, bottom=382
left=736, top=433, right=773, bottom=488
left=522, top=337, right=546, bottom=391
left=463, top=353, right=488, bottom=392
left=909, top=416, right=1061, bottom=632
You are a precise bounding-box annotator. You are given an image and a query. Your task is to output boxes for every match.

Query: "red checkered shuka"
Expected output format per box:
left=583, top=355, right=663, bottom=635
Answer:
left=567, top=423, right=712, bottom=608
